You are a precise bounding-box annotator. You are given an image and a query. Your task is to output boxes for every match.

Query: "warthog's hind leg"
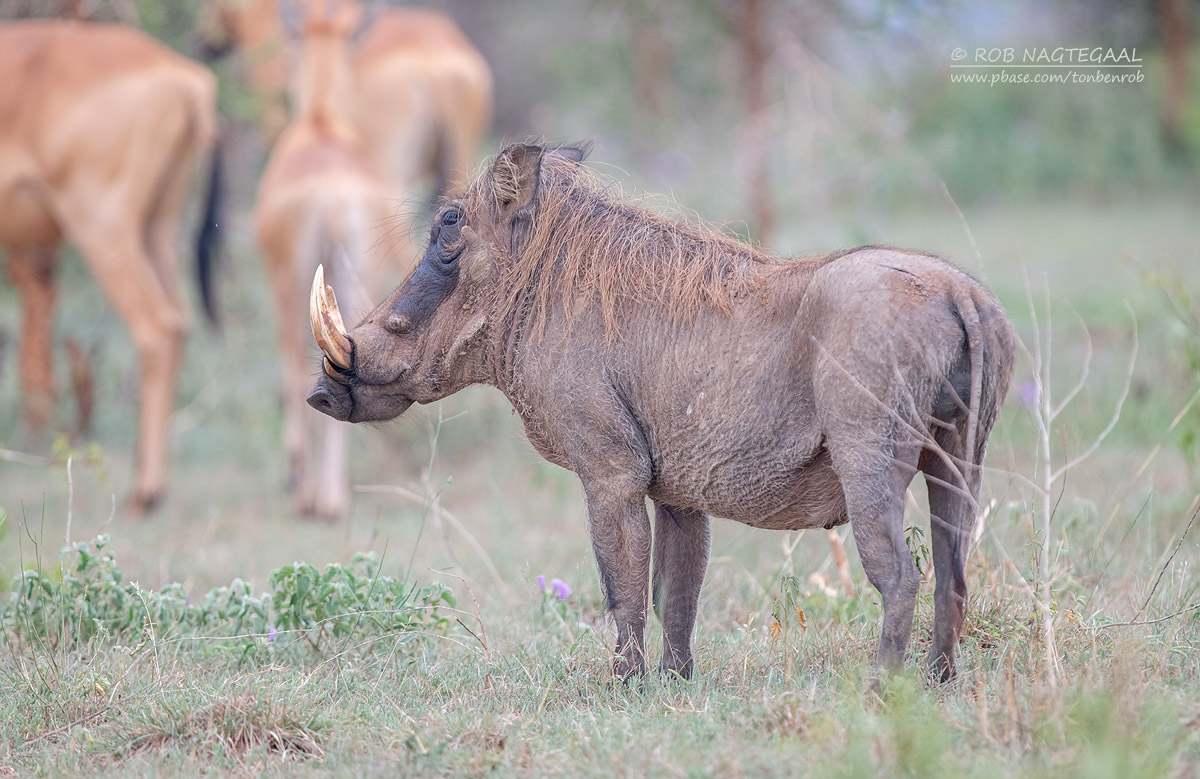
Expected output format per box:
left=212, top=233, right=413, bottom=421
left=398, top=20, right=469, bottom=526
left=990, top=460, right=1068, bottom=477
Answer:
left=652, top=504, right=710, bottom=679
left=835, top=442, right=922, bottom=678
left=923, top=423, right=982, bottom=683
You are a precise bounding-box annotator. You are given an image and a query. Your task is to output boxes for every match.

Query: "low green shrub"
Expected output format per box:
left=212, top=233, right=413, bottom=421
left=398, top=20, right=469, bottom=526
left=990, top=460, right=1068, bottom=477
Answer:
left=1, top=534, right=454, bottom=656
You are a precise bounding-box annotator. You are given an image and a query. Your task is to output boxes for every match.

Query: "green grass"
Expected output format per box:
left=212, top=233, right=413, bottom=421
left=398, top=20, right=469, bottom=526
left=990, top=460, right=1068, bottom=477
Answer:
left=2, top=541, right=1197, bottom=776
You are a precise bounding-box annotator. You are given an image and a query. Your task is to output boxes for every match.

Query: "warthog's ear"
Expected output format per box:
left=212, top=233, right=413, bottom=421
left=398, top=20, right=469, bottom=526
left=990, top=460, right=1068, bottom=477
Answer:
left=546, top=141, right=593, bottom=166
left=491, top=143, right=545, bottom=221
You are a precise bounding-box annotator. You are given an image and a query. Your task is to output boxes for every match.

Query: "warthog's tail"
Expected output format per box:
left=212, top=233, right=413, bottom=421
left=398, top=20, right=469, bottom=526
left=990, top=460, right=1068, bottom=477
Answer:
left=955, top=287, right=984, bottom=478
left=951, top=284, right=1014, bottom=481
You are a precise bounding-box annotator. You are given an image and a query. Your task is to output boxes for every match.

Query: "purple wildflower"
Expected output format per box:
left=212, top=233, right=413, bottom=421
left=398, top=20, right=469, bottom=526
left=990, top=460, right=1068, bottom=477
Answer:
left=1017, top=381, right=1039, bottom=409
left=536, top=574, right=546, bottom=593
left=268, top=626, right=277, bottom=643
left=549, top=578, right=572, bottom=600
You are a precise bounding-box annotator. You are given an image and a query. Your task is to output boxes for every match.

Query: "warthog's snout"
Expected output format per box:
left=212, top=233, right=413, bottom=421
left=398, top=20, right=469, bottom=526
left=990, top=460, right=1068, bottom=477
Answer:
left=307, top=376, right=352, bottom=421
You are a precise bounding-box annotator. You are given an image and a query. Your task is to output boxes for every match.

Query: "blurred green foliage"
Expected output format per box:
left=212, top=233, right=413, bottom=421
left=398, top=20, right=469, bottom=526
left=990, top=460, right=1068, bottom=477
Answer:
left=905, top=50, right=1200, bottom=205
left=3, top=0, right=1195, bottom=212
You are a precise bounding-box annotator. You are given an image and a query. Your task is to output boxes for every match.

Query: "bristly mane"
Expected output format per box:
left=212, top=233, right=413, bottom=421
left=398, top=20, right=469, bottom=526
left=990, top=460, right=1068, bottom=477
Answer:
left=468, top=152, right=794, bottom=339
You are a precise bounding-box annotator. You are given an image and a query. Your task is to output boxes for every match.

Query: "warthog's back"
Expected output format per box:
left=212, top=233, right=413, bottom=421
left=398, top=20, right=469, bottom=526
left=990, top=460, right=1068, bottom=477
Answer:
left=606, top=246, right=1009, bottom=530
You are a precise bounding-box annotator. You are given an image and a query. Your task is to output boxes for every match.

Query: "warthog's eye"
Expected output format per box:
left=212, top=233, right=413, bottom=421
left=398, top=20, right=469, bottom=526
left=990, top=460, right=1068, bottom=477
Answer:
left=436, top=208, right=464, bottom=265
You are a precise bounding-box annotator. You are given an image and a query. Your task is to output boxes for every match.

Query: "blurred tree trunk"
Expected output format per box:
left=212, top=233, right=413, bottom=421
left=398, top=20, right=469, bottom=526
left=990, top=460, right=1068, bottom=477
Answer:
left=631, top=3, right=669, bottom=125
left=733, top=0, right=775, bottom=243
left=1161, top=0, right=1190, bottom=156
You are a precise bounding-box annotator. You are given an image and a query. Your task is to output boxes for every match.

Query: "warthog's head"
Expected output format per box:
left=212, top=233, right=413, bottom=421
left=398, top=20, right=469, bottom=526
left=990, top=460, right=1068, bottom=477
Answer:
left=306, top=141, right=588, bottom=423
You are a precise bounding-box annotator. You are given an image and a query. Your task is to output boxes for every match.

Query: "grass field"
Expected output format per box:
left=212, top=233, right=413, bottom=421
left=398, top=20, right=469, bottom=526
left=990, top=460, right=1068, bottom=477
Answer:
left=1, top=187, right=1198, bottom=776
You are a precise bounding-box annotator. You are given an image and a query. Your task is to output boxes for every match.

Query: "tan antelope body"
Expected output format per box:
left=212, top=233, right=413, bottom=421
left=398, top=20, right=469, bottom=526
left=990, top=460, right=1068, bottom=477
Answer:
left=0, top=20, right=218, bottom=513
left=253, top=0, right=394, bottom=519
left=209, top=0, right=492, bottom=197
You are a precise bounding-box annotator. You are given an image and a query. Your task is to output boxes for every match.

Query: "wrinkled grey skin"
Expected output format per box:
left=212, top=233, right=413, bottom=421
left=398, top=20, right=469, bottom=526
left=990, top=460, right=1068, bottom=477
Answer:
left=309, top=142, right=1016, bottom=683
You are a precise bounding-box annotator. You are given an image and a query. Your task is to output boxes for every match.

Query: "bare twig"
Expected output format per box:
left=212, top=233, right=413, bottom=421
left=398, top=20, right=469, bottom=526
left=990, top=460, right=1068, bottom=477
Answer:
left=456, top=619, right=488, bottom=655
left=1079, top=601, right=1200, bottom=631
left=939, top=180, right=986, bottom=281
left=355, top=483, right=509, bottom=595
left=1049, top=305, right=1138, bottom=484
left=1049, top=307, right=1092, bottom=422
left=0, top=449, right=52, bottom=467
left=64, top=456, right=73, bottom=547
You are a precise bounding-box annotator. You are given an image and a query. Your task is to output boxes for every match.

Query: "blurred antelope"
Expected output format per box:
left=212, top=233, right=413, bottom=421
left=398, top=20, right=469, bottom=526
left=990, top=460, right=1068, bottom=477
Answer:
left=254, top=0, right=394, bottom=519
left=0, top=20, right=220, bottom=514
left=204, top=0, right=492, bottom=199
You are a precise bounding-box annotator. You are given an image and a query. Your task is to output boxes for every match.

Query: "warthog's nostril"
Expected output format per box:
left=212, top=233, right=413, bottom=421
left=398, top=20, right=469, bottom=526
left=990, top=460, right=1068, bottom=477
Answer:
left=307, top=386, right=351, bottom=421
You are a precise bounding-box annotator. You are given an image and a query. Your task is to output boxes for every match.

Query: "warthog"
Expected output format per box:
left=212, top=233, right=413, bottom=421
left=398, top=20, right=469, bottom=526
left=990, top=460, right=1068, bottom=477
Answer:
left=307, top=142, right=1016, bottom=682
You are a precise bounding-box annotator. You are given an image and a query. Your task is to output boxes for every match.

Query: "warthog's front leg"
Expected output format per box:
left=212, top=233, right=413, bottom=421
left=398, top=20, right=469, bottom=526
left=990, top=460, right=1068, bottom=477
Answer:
left=583, top=483, right=652, bottom=680
left=652, top=504, right=710, bottom=679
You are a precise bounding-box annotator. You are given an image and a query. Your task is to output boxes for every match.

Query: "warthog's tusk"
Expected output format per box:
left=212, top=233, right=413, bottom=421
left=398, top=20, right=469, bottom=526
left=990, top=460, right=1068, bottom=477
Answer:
left=310, top=264, right=352, bottom=370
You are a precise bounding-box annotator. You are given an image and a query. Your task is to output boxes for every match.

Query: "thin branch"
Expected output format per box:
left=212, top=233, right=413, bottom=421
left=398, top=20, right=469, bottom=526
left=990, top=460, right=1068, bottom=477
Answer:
left=1042, top=273, right=1054, bottom=425
left=455, top=618, right=488, bottom=655
left=1022, top=265, right=1043, bottom=401
left=1079, top=602, right=1200, bottom=631
left=355, top=483, right=509, bottom=595
left=1050, top=308, right=1092, bottom=422
left=0, top=448, right=52, bottom=467
left=1050, top=305, right=1138, bottom=484
left=938, top=179, right=986, bottom=282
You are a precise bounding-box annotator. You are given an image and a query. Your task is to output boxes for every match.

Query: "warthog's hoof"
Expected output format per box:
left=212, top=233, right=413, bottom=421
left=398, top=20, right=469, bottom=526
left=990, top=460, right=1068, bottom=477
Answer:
left=611, top=655, right=646, bottom=684
left=925, top=654, right=958, bottom=685
left=660, top=657, right=694, bottom=681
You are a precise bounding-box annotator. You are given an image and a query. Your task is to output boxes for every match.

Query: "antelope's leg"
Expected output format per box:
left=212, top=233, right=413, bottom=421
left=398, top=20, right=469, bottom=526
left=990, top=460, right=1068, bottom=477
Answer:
left=66, top=218, right=187, bottom=513
left=7, top=245, right=59, bottom=428
left=268, top=246, right=315, bottom=508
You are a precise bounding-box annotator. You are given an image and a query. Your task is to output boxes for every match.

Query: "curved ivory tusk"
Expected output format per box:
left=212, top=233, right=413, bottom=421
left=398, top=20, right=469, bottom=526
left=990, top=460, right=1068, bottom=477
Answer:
left=309, top=264, right=352, bottom=370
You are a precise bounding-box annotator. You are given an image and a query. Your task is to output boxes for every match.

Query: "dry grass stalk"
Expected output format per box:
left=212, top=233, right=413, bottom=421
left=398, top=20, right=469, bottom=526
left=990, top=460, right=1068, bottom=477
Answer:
left=129, top=692, right=324, bottom=763
left=826, top=528, right=856, bottom=597
left=1018, top=271, right=1138, bottom=696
